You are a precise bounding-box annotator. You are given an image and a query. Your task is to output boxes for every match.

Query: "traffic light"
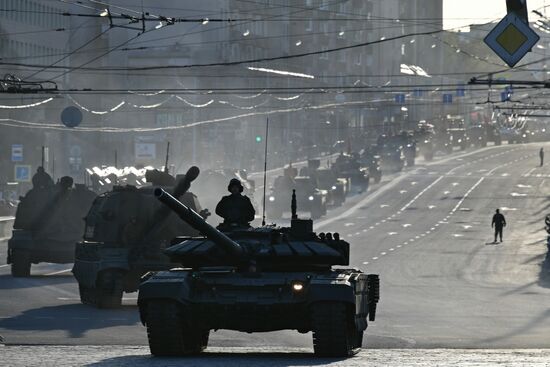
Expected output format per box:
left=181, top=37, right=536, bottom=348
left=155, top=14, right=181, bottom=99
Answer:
left=506, top=0, right=529, bottom=23
left=255, top=136, right=262, bottom=143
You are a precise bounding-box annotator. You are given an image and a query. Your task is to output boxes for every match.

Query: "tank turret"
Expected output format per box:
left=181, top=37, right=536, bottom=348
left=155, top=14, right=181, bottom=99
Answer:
left=154, top=169, right=349, bottom=270
left=155, top=187, right=244, bottom=257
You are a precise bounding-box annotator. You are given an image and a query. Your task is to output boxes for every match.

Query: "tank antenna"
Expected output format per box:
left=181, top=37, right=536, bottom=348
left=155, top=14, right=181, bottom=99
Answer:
left=164, top=141, right=171, bottom=174
left=261, top=118, right=269, bottom=226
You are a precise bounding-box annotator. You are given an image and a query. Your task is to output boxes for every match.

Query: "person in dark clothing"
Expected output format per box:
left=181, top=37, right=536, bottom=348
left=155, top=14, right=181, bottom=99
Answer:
left=492, top=209, right=507, bottom=243
left=215, top=178, right=255, bottom=227
left=540, top=148, right=544, bottom=167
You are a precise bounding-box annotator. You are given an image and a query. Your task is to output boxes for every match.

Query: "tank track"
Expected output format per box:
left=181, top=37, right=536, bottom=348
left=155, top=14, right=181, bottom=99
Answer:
left=311, top=301, right=361, bottom=357
left=146, top=300, right=209, bottom=356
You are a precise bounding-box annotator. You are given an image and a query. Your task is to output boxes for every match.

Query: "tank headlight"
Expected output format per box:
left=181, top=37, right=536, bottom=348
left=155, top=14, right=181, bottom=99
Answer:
left=308, top=195, right=315, bottom=201
left=331, top=186, right=337, bottom=190
left=523, top=134, right=527, bottom=138
left=292, top=282, right=304, bottom=292
left=457, top=139, right=462, bottom=143
left=269, top=196, right=275, bottom=202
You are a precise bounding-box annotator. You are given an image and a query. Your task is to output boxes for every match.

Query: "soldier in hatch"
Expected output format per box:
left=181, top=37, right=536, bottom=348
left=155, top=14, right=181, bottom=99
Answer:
left=215, top=178, right=255, bottom=227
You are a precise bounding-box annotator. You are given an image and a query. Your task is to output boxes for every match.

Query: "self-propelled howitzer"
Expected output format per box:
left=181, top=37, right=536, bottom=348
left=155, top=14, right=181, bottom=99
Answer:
left=138, top=168, right=380, bottom=358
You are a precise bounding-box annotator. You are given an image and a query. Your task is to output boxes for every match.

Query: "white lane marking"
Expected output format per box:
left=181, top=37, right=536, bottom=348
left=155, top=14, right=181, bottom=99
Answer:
left=372, top=257, right=379, bottom=260
left=389, top=248, right=395, bottom=251
left=380, top=204, right=389, bottom=208
left=344, top=223, right=355, bottom=227
left=511, top=192, right=527, bottom=197
left=462, top=225, right=473, bottom=229
left=450, top=178, right=484, bottom=214
left=501, top=207, right=518, bottom=211
left=363, top=262, right=369, bottom=265
left=380, top=252, right=387, bottom=256
left=453, top=234, right=464, bottom=238
left=428, top=205, right=436, bottom=209
left=443, top=191, right=451, bottom=195
left=517, top=184, right=532, bottom=188
left=400, top=190, right=407, bottom=194
left=388, top=232, right=398, bottom=236
left=400, top=176, right=444, bottom=212
left=44, top=269, right=72, bottom=276
left=402, top=224, right=412, bottom=228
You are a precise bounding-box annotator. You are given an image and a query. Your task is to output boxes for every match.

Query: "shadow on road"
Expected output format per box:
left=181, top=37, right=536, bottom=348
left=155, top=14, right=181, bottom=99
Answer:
left=0, top=304, right=139, bottom=338
left=85, top=352, right=343, bottom=367
left=0, top=274, right=74, bottom=290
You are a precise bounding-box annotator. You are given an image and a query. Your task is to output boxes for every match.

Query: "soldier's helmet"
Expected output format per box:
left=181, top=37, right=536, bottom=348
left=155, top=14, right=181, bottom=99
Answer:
left=228, top=178, right=243, bottom=193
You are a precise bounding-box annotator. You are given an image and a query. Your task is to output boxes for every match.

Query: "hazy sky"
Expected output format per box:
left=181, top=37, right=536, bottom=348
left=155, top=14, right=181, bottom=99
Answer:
left=444, top=0, right=549, bottom=29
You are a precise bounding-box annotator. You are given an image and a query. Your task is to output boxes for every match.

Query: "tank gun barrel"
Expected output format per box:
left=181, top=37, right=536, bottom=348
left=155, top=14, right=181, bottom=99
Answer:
left=154, top=188, right=244, bottom=257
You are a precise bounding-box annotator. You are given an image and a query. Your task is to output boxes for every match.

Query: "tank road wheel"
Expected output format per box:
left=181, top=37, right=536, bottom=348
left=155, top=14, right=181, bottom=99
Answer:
left=10, top=250, right=31, bottom=277
left=311, top=302, right=361, bottom=357
left=146, top=300, right=209, bottom=356
left=95, top=270, right=124, bottom=309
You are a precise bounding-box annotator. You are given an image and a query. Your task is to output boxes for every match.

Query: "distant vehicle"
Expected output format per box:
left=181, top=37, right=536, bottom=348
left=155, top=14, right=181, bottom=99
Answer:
left=447, top=128, right=468, bottom=150
left=466, top=125, right=487, bottom=148
left=138, top=171, right=380, bottom=357
left=331, top=154, right=369, bottom=192
left=267, top=175, right=327, bottom=219
left=72, top=171, right=207, bottom=308
left=377, top=135, right=404, bottom=173
left=314, top=168, right=348, bottom=206
left=8, top=178, right=96, bottom=277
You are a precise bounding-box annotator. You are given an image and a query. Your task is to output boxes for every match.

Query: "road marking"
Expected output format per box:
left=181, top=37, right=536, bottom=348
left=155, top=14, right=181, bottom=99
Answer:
left=402, top=224, right=412, bottom=228
left=428, top=205, right=436, bottom=209
left=380, top=252, right=387, bottom=256
left=388, top=232, right=397, bottom=236
left=400, top=176, right=444, bottom=212
left=372, top=257, right=379, bottom=260
left=44, top=269, right=72, bottom=276
left=511, top=192, right=527, bottom=197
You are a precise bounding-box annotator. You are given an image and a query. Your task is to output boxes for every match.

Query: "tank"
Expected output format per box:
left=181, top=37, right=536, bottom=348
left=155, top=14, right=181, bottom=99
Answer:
left=137, top=167, right=380, bottom=358
left=7, top=172, right=96, bottom=277
left=72, top=169, right=207, bottom=308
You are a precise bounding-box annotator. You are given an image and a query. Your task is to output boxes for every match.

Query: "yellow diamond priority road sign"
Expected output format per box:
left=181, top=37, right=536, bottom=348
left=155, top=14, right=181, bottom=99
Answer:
left=484, top=12, right=540, bottom=67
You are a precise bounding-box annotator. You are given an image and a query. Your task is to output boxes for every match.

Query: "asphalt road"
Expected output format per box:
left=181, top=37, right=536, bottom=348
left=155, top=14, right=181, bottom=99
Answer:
left=1, top=143, right=550, bottom=354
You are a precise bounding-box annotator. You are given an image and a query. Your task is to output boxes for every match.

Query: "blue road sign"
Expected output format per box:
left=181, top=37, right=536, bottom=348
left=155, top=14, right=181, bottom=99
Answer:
left=14, top=165, right=31, bottom=182
left=395, top=94, right=406, bottom=104
left=443, top=94, right=453, bottom=104
left=484, top=12, right=540, bottom=68
left=413, top=89, right=423, bottom=98
left=456, top=87, right=466, bottom=97
left=11, top=144, right=23, bottom=162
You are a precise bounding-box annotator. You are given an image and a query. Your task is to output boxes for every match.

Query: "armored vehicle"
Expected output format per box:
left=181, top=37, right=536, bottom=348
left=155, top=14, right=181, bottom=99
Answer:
left=138, top=167, right=380, bottom=357
left=332, top=153, right=369, bottom=192
left=267, top=175, right=327, bottom=219
left=361, top=147, right=382, bottom=184
left=72, top=170, right=207, bottom=308
left=466, top=125, right=487, bottom=148
left=300, top=160, right=347, bottom=207
left=447, top=128, right=468, bottom=150
left=8, top=171, right=96, bottom=277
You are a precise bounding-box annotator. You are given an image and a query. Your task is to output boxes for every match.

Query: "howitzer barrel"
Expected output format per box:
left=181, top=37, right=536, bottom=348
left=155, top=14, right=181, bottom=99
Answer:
left=154, top=188, right=244, bottom=257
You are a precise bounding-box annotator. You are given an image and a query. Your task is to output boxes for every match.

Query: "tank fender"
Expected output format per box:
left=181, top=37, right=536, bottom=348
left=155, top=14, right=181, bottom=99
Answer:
left=137, top=271, right=192, bottom=325
left=306, top=284, right=356, bottom=305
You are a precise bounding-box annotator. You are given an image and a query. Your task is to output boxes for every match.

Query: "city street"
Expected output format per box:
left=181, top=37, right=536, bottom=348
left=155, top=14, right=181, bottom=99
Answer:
left=1, top=144, right=550, bottom=360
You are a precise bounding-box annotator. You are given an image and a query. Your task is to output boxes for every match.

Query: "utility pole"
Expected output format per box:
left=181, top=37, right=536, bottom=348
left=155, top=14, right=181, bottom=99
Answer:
left=506, top=0, right=529, bottom=23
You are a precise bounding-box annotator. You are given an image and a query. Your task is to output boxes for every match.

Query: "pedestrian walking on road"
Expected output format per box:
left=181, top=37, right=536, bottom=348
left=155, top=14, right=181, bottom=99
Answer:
left=492, top=209, right=506, bottom=243
left=540, top=148, right=545, bottom=167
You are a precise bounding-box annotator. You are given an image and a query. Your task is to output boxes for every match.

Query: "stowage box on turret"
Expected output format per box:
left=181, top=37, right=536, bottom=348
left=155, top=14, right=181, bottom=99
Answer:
left=72, top=169, right=207, bottom=308
left=138, top=167, right=380, bottom=358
